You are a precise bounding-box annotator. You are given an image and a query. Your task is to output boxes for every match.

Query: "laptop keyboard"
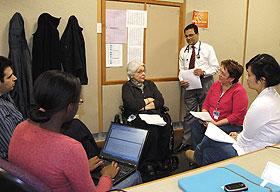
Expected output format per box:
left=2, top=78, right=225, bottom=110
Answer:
left=102, top=159, right=135, bottom=183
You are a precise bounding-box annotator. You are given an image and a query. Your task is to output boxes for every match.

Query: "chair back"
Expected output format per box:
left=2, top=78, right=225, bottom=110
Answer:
left=0, top=158, right=52, bottom=192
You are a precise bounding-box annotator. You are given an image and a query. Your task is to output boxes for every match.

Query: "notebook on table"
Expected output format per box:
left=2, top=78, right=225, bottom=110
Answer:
left=91, top=123, right=148, bottom=185
left=178, top=164, right=280, bottom=192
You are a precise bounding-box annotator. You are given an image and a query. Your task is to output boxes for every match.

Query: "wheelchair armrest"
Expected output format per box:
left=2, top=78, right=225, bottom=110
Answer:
left=161, top=106, right=169, bottom=112
left=119, top=105, right=125, bottom=112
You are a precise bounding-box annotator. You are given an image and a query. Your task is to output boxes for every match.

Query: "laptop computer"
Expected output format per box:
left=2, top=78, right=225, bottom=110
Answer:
left=91, top=123, right=148, bottom=185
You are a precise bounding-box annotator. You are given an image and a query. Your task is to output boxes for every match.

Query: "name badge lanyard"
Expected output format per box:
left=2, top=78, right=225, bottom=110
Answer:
left=213, top=91, right=224, bottom=120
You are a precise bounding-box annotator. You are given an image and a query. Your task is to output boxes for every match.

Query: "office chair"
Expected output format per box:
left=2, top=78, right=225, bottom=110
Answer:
left=0, top=158, right=51, bottom=192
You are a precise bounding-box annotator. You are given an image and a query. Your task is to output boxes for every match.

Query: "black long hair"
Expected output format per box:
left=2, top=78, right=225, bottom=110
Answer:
left=30, top=70, right=81, bottom=123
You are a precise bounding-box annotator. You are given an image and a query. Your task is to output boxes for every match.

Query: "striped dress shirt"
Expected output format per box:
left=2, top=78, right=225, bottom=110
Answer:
left=0, top=93, right=24, bottom=160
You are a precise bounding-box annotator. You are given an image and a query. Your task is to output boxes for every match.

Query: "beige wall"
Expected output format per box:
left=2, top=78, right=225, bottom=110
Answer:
left=0, top=0, right=100, bottom=132
left=243, top=0, right=280, bottom=105
left=1, top=0, right=280, bottom=133
left=185, top=0, right=247, bottom=64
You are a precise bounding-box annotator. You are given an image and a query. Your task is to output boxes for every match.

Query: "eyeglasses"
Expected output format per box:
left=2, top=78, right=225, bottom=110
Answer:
left=185, top=34, right=196, bottom=38
left=73, top=99, right=84, bottom=105
left=218, top=70, right=229, bottom=77
left=135, top=69, right=146, bottom=74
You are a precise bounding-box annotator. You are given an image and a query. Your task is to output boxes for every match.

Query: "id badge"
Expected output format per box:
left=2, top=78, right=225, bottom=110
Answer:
left=213, top=110, right=220, bottom=120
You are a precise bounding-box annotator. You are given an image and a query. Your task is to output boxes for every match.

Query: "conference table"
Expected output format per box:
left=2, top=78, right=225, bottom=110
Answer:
left=125, top=144, right=280, bottom=192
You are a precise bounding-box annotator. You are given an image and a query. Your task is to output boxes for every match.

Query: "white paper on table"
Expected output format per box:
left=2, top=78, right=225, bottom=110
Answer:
left=261, top=161, right=280, bottom=187
left=205, top=123, right=237, bottom=144
left=180, top=69, right=202, bottom=90
left=190, top=111, right=214, bottom=121
left=139, top=114, right=166, bottom=126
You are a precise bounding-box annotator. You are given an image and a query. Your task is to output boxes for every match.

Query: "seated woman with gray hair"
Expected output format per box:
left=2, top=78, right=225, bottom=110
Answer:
left=122, top=61, right=171, bottom=176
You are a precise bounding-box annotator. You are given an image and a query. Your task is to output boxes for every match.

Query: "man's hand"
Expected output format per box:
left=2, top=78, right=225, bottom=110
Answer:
left=88, top=156, right=104, bottom=171
left=193, top=69, right=204, bottom=76
left=180, top=80, right=189, bottom=88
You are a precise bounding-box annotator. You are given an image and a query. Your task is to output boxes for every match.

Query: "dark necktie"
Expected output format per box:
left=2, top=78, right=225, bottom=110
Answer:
left=189, top=45, right=195, bottom=69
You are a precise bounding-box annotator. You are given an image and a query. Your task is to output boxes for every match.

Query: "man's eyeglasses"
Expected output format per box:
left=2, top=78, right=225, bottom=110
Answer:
left=185, top=34, right=196, bottom=38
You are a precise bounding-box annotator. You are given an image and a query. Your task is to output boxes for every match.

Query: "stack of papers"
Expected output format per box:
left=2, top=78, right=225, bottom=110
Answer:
left=180, top=69, right=202, bottom=90
left=139, top=114, right=166, bottom=126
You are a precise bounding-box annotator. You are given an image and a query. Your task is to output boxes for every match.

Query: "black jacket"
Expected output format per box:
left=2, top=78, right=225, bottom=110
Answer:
left=122, top=79, right=164, bottom=118
left=122, top=80, right=170, bottom=165
left=60, top=15, right=88, bottom=85
left=32, top=13, right=61, bottom=82
left=60, top=119, right=100, bottom=159
left=9, top=12, right=33, bottom=118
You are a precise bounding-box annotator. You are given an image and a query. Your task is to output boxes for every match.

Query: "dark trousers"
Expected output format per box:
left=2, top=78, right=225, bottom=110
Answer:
left=191, top=119, right=243, bottom=150
left=182, top=76, right=214, bottom=145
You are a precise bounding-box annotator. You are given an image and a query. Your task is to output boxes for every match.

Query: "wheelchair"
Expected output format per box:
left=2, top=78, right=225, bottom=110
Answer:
left=114, top=105, right=179, bottom=174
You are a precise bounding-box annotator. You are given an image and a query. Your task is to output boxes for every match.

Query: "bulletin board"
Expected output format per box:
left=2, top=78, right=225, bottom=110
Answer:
left=101, top=0, right=185, bottom=85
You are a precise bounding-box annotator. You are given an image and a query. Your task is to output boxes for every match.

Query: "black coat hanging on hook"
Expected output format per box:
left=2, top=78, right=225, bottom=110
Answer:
left=32, top=13, right=61, bottom=82
left=9, top=12, right=34, bottom=118
left=60, top=15, right=88, bottom=85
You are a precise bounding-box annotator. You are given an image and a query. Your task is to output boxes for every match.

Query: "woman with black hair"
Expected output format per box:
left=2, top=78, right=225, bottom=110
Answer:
left=8, top=70, right=133, bottom=191
left=186, top=54, right=280, bottom=166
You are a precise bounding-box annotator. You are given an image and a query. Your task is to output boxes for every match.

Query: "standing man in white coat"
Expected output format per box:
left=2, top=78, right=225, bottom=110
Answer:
left=175, top=24, right=219, bottom=153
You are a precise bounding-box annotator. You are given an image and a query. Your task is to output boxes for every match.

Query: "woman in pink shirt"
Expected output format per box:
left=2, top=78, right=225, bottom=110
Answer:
left=9, top=70, right=119, bottom=192
left=190, top=59, right=248, bottom=150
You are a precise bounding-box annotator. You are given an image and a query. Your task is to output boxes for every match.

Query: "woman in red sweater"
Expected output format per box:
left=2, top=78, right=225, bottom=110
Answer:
left=190, top=59, right=248, bottom=150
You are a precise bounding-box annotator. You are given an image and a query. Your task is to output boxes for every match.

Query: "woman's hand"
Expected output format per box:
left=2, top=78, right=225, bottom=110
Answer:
left=198, top=120, right=209, bottom=127
left=101, top=161, right=119, bottom=179
left=145, top=97, right=154, bottom=105
left=229, top=132, right=239, bottom=141
left=209, top=120, right=218, bottom=126
left=88, top=156, right=104, bottom=171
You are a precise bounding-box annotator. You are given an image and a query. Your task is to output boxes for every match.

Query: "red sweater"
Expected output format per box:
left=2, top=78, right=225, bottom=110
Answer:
left=202, top=81, right=248, bottom=126
left=9, top=121, right=112, bottom=192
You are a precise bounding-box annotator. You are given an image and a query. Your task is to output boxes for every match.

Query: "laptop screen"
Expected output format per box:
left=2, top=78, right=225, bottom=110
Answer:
left=102, top=123, right=148, bottom=163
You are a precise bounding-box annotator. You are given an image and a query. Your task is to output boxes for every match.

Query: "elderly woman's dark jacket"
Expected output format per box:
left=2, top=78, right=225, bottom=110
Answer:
left=122, top=79, right=164, bottom=118
left=122, top=79, right=170, bottom=166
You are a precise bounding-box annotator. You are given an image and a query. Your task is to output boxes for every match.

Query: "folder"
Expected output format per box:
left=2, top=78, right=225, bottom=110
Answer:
left=178, top=164, right=280, bottom=192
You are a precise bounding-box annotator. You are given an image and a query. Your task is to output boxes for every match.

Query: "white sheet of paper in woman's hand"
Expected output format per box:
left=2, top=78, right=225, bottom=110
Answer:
left=180, top=69, right=202, bottom=90
left=139, top=114, right=167, bottom=126
left=205, top=123, right=237, bottom=144
left=190, top=111, right=214, bottom=121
